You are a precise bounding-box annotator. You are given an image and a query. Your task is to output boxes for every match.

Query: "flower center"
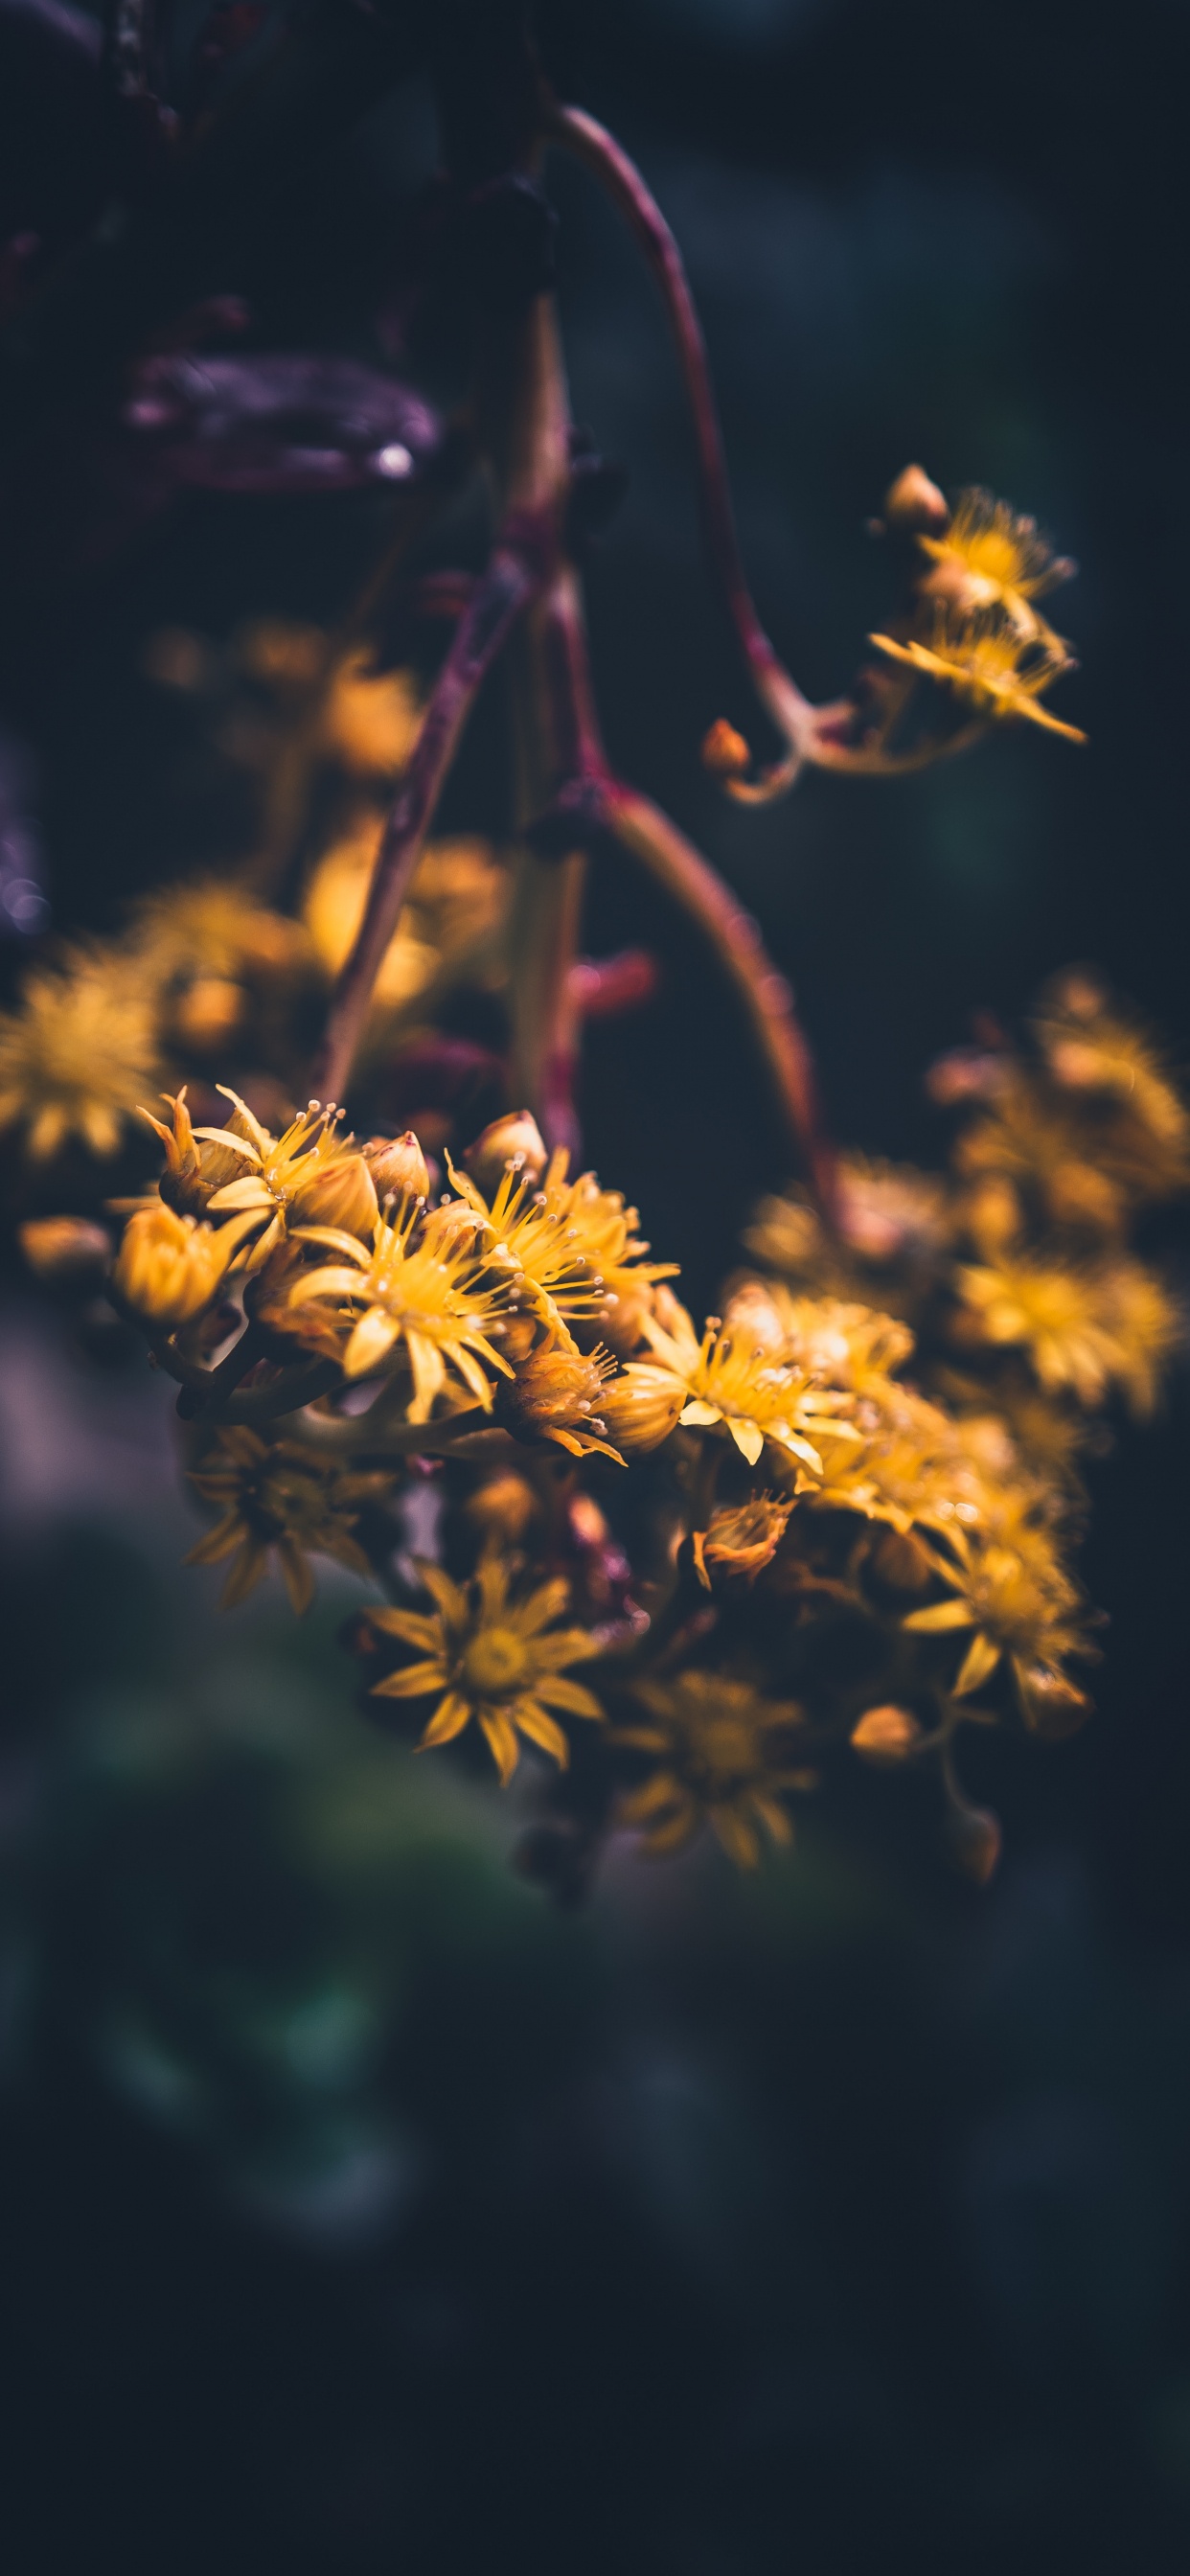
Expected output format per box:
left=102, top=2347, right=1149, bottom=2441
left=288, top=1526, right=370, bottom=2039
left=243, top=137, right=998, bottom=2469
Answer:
left=462, top=1626, right=529, bottom=1698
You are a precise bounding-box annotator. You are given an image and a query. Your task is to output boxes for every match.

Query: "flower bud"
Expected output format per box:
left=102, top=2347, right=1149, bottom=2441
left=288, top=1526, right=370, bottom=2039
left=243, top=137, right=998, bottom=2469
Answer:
left=19, top=1216, right=112, bottom=1287
left=701, top=719, right=751, bottom=779
left=501, top=1344, right=612, bottom=1447
left=850, top=1704, right=923, bottom=1762
left=172, top=976, right=245, bottom=1053
left=463, top=1111, right=547, bottom=1197
left=364, top=1130, right=430, bottom=1205
left=882, top=463, right=949, bottom=533
left=113, top=1203, right=254, bottom=1326
left=597, top=1364, right=685, bottom=1456
left=467, top=1472, right=538, bottom=1543
left=964, top=1175, right=1021, bottom=1257
left=290, top=1145, right=378, bottom=1239
left=870, top=1529, right=934, bottom=1593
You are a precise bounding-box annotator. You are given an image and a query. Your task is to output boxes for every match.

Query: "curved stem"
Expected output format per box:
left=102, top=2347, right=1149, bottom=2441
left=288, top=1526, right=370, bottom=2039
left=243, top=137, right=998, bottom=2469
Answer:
left=604, top=777, right=837, bottom=1214
left=549, top=104, right=812, bottom=787
left=548, top=106, right=992, bottom=794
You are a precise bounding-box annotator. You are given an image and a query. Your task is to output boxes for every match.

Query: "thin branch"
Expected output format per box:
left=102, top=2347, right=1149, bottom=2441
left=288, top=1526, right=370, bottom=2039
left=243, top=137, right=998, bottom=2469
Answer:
left=549, top=103, right=813, bottom=792
left=310, top=530, right=544, bottom=1107
left=604, top=778, right=837, bottom=1214
left=548, top=105, right=989, bottom=795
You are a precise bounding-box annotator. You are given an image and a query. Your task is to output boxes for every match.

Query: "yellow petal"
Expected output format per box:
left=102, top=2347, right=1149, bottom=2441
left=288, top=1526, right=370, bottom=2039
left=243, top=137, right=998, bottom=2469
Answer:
left=277, top=1537, right=315, bottom=1616
left=533, top=1674, right=605, bottom=1720
left=343, top=1307, right=401, bottom=1377
left=479, top=1710, right=520, bottom=1784
left=513, top=1700, right=571, bottom=1768
left=904, top=1598, right=977, bottom=1632
left=371, top=1660, right=448, bottom=1698
left=417, top=1691, right=472, bottom=1747
left=726, top=1417, right=765, bottom=1467
left=953, top=1631, right=1003, bottom=1697
left=415, top=1559, right=469, bottom=1629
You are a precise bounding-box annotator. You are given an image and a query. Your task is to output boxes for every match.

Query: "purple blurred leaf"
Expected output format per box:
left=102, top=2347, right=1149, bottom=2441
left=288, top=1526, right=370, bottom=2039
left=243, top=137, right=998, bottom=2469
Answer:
left=116, top=352, right=443, bottom=494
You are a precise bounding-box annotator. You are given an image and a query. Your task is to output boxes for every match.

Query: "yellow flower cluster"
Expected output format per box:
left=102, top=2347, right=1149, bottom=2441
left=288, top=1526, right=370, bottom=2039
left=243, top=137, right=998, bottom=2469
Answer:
left=870, top=482, right=1085, bottom=743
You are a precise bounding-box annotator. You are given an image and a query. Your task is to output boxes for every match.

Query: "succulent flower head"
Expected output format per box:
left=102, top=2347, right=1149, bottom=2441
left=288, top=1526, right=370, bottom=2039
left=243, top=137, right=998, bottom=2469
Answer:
left=368, top=1552, right=603, bottom=1784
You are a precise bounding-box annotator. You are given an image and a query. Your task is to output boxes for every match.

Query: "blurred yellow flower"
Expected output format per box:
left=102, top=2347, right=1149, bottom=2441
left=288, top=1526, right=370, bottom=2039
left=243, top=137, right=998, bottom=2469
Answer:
left=186, top=1426, right=384, bottom=1612
left=917, top=487, right=1073, bottom=645
left=614, top=1670, right=807, bottom=1867
left=368, top=1552, right=603, bottom=1783
left=0, top=947, right=161, bottom=1160
left=870, top=611, right=1086, bottom=742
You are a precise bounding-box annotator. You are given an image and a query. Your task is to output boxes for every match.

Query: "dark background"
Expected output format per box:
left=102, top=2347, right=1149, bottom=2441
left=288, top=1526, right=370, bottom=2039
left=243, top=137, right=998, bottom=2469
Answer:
left=3, top=1, right=1190, bottom=2569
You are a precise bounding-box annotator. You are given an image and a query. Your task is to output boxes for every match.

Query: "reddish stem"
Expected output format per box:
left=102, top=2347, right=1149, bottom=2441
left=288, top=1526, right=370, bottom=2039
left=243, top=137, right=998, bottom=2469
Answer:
left=550, top=104, right=813, bottom=783
left=604, top=778, right=837, bottom=1214
left=310, top=531, right=542, bottom=1106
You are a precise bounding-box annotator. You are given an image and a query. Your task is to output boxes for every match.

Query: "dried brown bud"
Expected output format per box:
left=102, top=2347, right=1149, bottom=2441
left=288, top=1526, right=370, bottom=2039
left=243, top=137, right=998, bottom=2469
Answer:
left=693, top=1494, right=792, bottom=1589
left=882, top=464, right=949, bottom=534
left=850, top=1705, right=923, bottom=1762
left=19, top=1215, right=112, bottom=1286
left=363, top=1130, right=429, bottom=1206
left=463, top=1111, right=547, bottom=1197
left=701, top=718, right=752, bottom=779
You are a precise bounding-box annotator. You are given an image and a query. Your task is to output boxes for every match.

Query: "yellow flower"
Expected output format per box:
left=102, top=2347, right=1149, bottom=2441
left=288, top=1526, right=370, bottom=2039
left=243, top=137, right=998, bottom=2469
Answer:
left=613, top=1671, right=807, bottom=1867
left=285, top=1200, right=516, bottom=1414
left=203, top=1089, right=378, bottom=1256
left=185, top=1427, right=384, bottom=1612
left=126, top=877, right=309, bottom=981
left=904, top=1511, right=1090, bottom=1711
left=304, top=815, right=438, bottom=1011
left=112, top=1201, right=259, bottom=1326
left=367, top=1552, right=603, bottom=1783
left=501, top=1340, right=625, bottom=1460
left=640, top=1297, right=855, bottom=1473
left=137, top=1086, right=258, bottom=1217
left=836, top=1155, right=950, bottom=1264
left=321, top=652, right=422, bottom=774
left=445, top=1144, right=677, bottom=1341
left=870, top=611, right=1086, bottom=742
left=916, top=487, right=1073, bottom=643
left=770, top=1294, right=915, bottom=1394
left=953, top=1254, right=1179, bottom=1412
left=0, top=945, right=161, bottom=1160
left=304, top=822, right=507, bottom=1021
